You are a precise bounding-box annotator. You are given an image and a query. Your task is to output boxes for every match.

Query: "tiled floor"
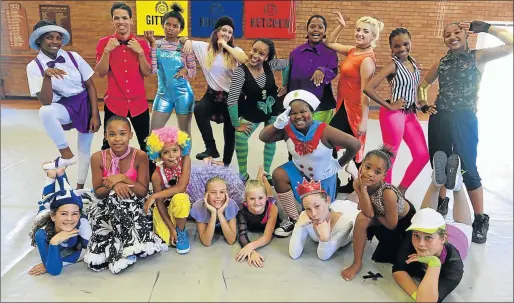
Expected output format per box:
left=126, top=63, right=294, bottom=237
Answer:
left=1, top=103, right=512, bottom=302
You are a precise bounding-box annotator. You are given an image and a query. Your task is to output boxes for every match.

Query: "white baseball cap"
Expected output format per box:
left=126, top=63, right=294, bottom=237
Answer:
left=406, top=208, right=446, bottom=234
left=283, top=89, right=321, bottom=111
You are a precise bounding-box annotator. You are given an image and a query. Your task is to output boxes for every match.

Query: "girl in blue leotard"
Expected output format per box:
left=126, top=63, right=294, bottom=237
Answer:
left=28, top=167, right=91, bottom=276
left=144, top=4, right=196, bottom=134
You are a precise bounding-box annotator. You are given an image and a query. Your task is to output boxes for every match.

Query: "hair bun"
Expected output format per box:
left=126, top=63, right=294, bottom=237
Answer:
left=171, top=3, right=184, bottom=13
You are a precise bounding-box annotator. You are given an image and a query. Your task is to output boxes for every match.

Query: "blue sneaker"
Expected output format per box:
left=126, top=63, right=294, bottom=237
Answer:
left=176, top=227, right=190, bottom=254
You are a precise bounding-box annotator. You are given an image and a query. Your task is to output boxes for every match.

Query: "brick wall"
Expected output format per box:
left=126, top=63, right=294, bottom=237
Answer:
left=1, top=0, right=512, bottom=105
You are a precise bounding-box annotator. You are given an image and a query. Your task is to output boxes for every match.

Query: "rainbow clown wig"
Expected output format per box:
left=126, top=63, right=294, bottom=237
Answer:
left=145, top=126, right=192, bottom=162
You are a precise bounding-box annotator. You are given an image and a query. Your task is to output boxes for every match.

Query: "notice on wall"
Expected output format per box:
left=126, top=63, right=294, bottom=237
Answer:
left=136, top=1, right=189, bottom=36
left=5, top=3, right=30, bottom=51
left=39, top=5, right=73, bottom=45
left=244, top=1, right=295, bottom=39
left=190, top=1, right=243, bottom=38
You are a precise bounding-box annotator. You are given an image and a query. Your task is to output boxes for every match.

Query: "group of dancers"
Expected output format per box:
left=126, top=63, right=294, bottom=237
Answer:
left=25, top=2, right=513, bottom=302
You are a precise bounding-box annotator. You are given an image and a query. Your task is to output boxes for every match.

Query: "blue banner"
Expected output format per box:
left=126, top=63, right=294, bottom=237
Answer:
left=191, top=1, right=243, bottom=38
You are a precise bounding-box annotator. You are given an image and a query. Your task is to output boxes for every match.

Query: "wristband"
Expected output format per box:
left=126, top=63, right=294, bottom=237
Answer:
left=411, top=291, right=417, bottom=301
left=418, top=255, right=441, bottom=268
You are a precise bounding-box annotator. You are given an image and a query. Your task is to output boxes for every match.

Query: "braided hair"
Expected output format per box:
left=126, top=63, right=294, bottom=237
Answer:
left=162, top=3, right=185, bottom=30
left=363, top=145, right=396, bottom=172
left=388, top=27, right=411, bottom=47
left=253, top=38, right=276, bottom=62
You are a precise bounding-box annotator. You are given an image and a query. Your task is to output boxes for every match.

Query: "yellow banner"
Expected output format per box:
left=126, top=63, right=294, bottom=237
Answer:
left=136, top=1, right=189, bottom=36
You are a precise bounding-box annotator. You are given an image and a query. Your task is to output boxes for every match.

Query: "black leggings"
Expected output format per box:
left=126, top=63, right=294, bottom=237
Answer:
left=428, top=110, right=481, bottom=191
left=193, top=89, right=235, bottom=165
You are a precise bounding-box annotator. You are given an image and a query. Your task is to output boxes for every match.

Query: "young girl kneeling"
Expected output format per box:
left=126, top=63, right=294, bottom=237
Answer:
left=289, top=178, right=358, bottom=261
left=29, top=167, right=91, bottom=276
left=85, top=116, right=167, bottom=274
left=144, top=126, right=192, bottom=254
left=190, top=177, right=239, bottom=246
left=341, top=146, right=416, bottom=281
left=235, top=166, right=280, bottom=268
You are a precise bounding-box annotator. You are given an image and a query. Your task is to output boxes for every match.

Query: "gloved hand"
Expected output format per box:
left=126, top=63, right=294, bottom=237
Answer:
left=273, top=107, right=291, bottom=129
left=469, top=20, right=491, bottom=33
left=323, top=158, right=344, bottom=178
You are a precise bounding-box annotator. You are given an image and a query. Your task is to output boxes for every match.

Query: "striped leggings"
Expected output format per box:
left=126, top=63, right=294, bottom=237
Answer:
left=235, top=116, right=277, bottom=179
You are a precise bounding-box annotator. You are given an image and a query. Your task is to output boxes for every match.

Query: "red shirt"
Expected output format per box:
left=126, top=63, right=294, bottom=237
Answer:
left=96, top=34, right=151, bottom=117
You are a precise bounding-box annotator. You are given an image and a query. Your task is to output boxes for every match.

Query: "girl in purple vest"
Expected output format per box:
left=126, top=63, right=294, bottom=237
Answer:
left=26, top=20, right=101, bottom=189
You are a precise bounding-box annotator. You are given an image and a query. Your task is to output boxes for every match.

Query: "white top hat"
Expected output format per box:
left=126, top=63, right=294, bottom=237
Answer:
left=406, top=208, right=446, bottom=234
left=283, top=89, right=321, bottom=111
left=29, top=25, right=71, bottom=50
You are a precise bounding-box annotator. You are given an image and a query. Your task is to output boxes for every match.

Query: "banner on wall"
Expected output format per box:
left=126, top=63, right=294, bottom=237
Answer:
left=191, top=1, right=243, bottom=38
left=244, top=0, right=295, bottom=39
left=136, top=1, right=189, bottom=36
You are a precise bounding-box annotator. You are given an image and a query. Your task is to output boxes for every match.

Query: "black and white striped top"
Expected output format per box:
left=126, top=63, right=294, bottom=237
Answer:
left=390, top=56, right=420, bottom=109
left=227, top=59, right=289, bottom=107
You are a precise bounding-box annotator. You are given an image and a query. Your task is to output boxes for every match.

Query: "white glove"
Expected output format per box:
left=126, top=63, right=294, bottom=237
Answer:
left=273, top=107, right=291, bottom=129
left=323, top=158, right=344, bottom=179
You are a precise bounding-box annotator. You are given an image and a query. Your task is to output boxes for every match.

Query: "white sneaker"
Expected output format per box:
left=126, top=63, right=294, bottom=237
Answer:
left=42, top=156, right=77, bottom=170
left=445, top=154, right=461, bottom=191
left=432, top=151, right=447, bottom=187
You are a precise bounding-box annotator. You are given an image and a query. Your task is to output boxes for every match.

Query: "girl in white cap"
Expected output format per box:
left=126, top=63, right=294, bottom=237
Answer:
left=259, top=89, right=361, bottom=237
left=392, top=207, right=472, bottom=303
left=26, top=20, right=101, bottom=189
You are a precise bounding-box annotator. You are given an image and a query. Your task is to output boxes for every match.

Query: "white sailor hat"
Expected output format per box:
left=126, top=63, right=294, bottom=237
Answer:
left=283, top=89, right=321, bottom=111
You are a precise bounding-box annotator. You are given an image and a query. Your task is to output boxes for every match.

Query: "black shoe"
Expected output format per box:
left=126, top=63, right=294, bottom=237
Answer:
left=274, top=219, right=295, bottom=238
left=196, top=148, right=220, bottom=160
left=266, top=176, right=274, bottom=187
left=472, top=213, right=490, bottom=244
left=338, top=177, right=354, bottom=193
left=437, top=197, right=450, bottom=217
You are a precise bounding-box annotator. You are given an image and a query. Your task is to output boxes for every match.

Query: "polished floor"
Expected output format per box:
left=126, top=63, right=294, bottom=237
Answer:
left=1, top=101, right=512, bottom=302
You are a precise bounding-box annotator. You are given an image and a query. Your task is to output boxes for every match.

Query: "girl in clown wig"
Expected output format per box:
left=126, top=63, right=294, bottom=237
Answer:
left=144, top=126, right=193, bottom=254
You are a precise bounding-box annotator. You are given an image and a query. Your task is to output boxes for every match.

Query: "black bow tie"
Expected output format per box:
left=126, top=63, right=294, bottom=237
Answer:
left=46, top=55, right=66, bottom=68
left=118, top=40, right=130, bottom=45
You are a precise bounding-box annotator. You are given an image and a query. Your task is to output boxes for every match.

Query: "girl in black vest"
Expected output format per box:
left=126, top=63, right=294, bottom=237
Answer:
left=227, top=38, right=288, bottom=183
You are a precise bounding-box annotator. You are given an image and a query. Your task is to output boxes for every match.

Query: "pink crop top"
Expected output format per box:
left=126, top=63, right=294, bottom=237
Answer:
left=101, top=148, right=138, bottom=182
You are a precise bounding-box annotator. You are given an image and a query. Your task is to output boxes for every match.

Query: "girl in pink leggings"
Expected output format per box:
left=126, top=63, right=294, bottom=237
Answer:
left=364, top=28, right=436, bottom=195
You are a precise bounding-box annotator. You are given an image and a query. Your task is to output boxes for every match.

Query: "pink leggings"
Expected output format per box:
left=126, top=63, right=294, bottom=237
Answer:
left=379, top=108, right=429, bottom=188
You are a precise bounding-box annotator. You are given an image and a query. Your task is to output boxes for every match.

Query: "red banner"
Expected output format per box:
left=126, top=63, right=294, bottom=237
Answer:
left=244, top=0, right=295, bottom=39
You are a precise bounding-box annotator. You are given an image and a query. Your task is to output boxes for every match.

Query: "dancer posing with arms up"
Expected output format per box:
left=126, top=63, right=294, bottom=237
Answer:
left=227, top=38, right=288, bottom=182
left=27, top=20, right=101, bottom=189
left=28, top=167, right=91, bottom=276
left=144, top=4, right=196, bottom=133
left=419, top=21, right=513, bottom=244
left=182, top=16, right=248, bottom=165
left=259, top=90, right=360, bottom=238
left=85, top=116, right=167, bottom=274
left=341, top=146, right=416, bottom=281
left=364, top=28, right=433, bottom=195
left=325, top=11, right=384, bottom=193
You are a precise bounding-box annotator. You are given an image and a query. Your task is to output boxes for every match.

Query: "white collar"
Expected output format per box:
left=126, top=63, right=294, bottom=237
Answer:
left=37, top=49, right=66, bottom=65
